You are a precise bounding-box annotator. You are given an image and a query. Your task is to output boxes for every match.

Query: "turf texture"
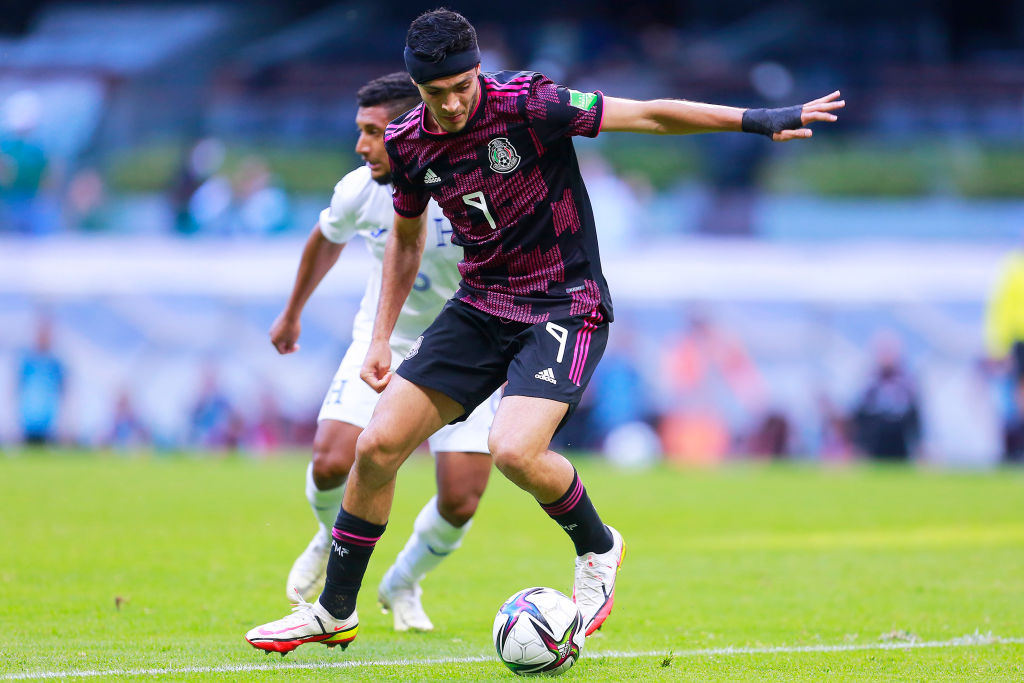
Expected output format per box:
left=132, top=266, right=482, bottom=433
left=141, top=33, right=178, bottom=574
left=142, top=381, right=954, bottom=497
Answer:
left=1, top=451, right=1022, bottom=681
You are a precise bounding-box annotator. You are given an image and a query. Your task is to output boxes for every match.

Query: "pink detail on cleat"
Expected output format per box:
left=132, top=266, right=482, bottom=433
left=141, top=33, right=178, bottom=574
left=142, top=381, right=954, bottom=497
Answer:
left=573, top=530, right=625, bottom=636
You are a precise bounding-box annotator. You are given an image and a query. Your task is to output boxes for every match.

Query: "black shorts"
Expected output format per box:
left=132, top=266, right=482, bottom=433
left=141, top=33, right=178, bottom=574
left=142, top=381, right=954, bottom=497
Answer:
left=396, top=299, right=608, bottom=429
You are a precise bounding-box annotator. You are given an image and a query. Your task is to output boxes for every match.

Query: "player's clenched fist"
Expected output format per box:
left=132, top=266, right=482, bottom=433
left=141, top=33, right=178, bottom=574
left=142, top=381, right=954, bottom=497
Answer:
left=360, top=338, right=392, bottom=393
left=270, top=312, right=301, bottom=354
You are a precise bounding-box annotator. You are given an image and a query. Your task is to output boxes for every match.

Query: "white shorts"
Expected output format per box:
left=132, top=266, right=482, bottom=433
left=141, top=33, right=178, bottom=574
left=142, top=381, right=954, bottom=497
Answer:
left=317, top=338, right=498, bottom=455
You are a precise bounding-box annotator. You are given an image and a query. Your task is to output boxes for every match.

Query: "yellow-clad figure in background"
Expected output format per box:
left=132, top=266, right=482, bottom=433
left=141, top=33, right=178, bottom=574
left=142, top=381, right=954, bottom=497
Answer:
left=984, top=248, right=1024, bottom=463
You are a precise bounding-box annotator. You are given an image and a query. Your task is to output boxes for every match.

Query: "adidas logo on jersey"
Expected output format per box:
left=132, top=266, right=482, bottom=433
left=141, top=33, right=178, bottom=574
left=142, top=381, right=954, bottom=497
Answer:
left=535, top=368, right=557, bottom=384
left=424, top=168, right=442, bottom=184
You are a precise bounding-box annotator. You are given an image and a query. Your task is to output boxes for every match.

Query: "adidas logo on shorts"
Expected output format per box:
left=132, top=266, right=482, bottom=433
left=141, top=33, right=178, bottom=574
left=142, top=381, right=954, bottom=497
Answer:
left=424, top=168, right=441, bottom=184
left=534, top=367, right=557, bottom=384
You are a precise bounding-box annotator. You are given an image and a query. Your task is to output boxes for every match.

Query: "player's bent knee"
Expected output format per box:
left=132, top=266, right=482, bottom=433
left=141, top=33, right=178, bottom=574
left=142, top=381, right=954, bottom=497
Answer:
left=491, top=446, right=534, bottom=486
left=437, top=493, right=480, bottom=527
left=310, top=439, right=355, bottom=488
left=354, top=428, right=405, bottom=476
left=310, top=446, right=352, bottom=488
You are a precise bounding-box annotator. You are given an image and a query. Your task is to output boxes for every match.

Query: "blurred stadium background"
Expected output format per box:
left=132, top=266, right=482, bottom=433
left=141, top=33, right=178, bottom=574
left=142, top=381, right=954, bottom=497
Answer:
left=2, top=0, right=1023, bottom=467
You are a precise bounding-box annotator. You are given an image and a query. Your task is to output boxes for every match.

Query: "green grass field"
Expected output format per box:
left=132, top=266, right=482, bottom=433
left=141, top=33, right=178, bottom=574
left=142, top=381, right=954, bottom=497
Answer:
left=1, top=452, right=1022, bottom=681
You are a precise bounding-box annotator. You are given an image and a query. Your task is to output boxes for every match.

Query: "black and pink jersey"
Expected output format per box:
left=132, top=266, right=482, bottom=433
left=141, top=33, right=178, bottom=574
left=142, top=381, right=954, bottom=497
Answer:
left=384, top=70, right=613, bottom=324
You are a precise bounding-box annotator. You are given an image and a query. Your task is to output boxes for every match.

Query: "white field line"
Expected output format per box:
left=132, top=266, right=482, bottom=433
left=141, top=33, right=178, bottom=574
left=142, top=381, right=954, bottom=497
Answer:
left=3, top=633, right=1022, bottom=680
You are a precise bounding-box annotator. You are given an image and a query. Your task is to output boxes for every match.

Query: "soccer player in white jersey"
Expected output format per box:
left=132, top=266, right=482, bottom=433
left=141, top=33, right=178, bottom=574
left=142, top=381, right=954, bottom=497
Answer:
left=267, top=72, right=496, bottom=633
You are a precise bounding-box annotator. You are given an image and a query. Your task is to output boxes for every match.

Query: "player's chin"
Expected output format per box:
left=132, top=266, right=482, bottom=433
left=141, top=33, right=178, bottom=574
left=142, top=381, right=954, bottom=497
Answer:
left=369, top=169, right=393, bottom=185
left=441, top=117, right=467, bottom=132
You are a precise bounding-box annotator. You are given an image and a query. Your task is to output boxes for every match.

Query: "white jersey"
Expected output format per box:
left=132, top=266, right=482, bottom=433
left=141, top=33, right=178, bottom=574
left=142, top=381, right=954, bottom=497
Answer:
left=319, top=165, right=460, bottom=357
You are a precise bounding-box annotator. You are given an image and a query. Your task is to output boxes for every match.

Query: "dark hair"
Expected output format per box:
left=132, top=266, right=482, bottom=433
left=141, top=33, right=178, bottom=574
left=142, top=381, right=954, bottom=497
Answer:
left=356, top=72, right=420, bottom=116
left=406, top=8, right=477, bottom=63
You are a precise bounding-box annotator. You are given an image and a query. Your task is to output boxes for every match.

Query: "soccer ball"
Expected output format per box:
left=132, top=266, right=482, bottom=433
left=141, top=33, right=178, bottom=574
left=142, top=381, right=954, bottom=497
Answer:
left=492, top=587, right=585, bottom=676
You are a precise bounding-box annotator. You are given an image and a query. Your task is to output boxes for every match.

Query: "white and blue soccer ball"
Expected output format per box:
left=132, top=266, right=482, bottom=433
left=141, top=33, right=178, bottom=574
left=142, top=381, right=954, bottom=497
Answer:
left=492, top=587, right=585, bottom=676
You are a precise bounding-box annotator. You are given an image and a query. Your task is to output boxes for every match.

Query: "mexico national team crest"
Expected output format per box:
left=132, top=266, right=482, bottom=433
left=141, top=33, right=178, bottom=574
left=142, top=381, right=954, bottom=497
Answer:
left=487, top=137, right=520, bottom=174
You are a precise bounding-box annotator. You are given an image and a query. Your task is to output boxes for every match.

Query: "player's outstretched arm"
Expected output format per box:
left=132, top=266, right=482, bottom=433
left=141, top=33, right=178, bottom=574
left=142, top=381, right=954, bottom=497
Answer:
left=361, top=211, right=427, bottom=393
left=600, top=90, right=844, bottom=141
left=270, top=223, right=345, bottom=354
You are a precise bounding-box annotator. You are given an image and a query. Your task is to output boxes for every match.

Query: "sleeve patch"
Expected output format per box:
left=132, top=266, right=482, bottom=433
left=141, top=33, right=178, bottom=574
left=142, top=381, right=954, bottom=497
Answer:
left=568, top=90, right=598, bottom=111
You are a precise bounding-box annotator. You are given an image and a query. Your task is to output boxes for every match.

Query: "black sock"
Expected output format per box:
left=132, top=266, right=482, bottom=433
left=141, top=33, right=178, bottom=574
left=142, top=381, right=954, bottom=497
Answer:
left=540, top=470, right=612, bottom=556
left=318, top=507, right=387, bottom=620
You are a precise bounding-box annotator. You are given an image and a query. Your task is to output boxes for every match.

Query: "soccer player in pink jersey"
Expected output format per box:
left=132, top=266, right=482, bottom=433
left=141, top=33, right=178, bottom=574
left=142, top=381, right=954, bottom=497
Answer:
left=246, top=9, right=843, bottom=654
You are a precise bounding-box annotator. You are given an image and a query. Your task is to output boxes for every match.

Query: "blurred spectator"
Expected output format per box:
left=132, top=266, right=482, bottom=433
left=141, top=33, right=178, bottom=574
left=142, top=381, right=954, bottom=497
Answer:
left=850, top=332, right=921, bottom=461
left=17, top=317, right=66, bottom=445
left=187, top=153, right=290, bottom=235
left=475, top=22, right=514, bottom=72
left=695, top=63, right=793, bottom=236
left=106, top=390, right=149, bottom=449
left=660, top=310, right=766, bottom=463
left=245, top=391, right=286, bottom=454
left=580, top=153, right=646, bottom=250
left=550, top=388, right=597, bottom=451
left=587, top=329, right=651, bottom=441
left=230, top=155, right=290, bottom=235
left=984, top=245, right=1024, bottom=463
left=664, top=311, right=766, bottom=417
left=64, top=167, right=109, bottom=232
left=814, top=390, right=854, bottom=462
left=170, top=137, right=227, bottom=235
left=659, top=402, right=731, bottom=466
left=189, top=368, right=240, bottom=449
left=188, top=161, right=233, bottom=234
left=0, top=91, right=51, bottom=234
left=1008, top=375, right=1024, bottom=464
left=695, top=131, right=767, bottom=236
left=745, top=410, right=792, bottom=459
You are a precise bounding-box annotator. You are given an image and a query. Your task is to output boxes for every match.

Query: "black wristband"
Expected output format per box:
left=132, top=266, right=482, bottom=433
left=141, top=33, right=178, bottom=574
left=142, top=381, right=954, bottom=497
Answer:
left=741, top=105, right=804, bottom=137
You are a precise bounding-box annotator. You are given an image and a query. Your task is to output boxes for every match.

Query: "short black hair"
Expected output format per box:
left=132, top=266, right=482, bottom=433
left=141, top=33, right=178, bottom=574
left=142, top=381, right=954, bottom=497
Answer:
left=406, top=8, right=477, bottom=63
left=356, top=72, right=420, bottom=117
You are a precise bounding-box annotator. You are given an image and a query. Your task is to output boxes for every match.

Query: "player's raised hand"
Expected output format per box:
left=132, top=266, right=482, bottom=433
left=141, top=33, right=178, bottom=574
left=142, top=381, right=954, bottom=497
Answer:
left=772, top=90, right=845, bottom=142
left=269, top=311, right=301, bottom=354
left=361, top=338, right=393, bottom=393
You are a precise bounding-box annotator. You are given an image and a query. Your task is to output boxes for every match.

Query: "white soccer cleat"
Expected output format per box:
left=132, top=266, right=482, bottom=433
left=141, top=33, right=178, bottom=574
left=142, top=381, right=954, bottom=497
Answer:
left=572, top=525, right=625, bottom=636
left=378, top=569, right=434, bottom=632
left=286, top=532, right=330, bottom=602
left=244, top=596, right=358, bottom=655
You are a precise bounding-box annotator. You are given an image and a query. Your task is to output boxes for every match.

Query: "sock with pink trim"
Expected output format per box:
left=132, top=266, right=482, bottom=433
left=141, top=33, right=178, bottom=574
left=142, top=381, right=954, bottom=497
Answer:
left=539, top=469, right=612, bottom=556
left=318, top=507, right=387, bottom=619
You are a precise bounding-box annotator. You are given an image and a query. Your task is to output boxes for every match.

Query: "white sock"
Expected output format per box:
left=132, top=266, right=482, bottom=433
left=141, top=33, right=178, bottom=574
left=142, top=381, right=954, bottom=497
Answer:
left=387, top=495, right=471, bottom=587
left=305, top=462, right=345, bottom=539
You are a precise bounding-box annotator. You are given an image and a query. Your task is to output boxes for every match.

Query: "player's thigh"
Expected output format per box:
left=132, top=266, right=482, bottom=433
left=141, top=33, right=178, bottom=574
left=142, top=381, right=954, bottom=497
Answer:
left=488, top=395, right=568, bottom=460
left=360, top=373, right=465, bottom=461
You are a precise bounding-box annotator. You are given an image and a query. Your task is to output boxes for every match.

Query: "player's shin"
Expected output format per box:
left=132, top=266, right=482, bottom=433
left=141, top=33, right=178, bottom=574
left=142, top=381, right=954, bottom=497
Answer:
left=389, top=495, right=471, bottom=586
left=319, top=508, right=387, bottom=620
left=306, top=462, right=346, bottom=534
left=540, top=468, right=613, bottom=556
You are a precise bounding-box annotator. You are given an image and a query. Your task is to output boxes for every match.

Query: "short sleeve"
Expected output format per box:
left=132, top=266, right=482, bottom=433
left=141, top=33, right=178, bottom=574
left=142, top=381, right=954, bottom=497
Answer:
left=385, top=145, right=430, bottom=218
left=317, top=172, right=365, bottom=244
left=524, top=75, right=604, bottom=144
